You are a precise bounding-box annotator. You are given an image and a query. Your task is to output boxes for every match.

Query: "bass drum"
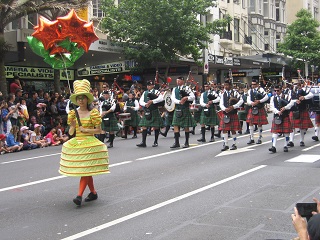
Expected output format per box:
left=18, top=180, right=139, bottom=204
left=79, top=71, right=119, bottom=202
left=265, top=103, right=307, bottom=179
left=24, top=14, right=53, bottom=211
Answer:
left=164, top=91, right=175, bottom=112
left=309, top=86, right=320, bottom=112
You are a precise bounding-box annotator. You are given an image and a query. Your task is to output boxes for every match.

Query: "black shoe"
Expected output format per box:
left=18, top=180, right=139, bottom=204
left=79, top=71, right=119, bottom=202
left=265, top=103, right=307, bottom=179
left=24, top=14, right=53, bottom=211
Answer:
left=245, top=130, right=250, bottom=134
left=147, top=131, right=151, bottom=135
left=268, top=146, right=276, bottom=153
left=136, top=142, right=147, bottom=147
left=73, top=196, right=82, bottom=206
left=254, top=128, right=258, bottom=131
left=287, top=141, right=294, bottom=147
left=132, top=135, right=137, bottom=139
left=247, top=139, right=255, bottom=145
left=230, top=144, right=237, bottom=150
left=209, top=137, right=215, bottom=142
left=214, top=134, right=221, bottom=138
left=152, top=143, right=158, bottom=147
left=170, top=143, right=180, bottom=149
left=312, top=136, right=319, bottom=141
left=107, top=143, right=113, bottom=148
left=221, top=145, right=229, bottom=151
left=238, top=131, right=242, bottom=134
left=256, top=139, right=262, bottom=144
left=106, top=139, right=111, bottom=143
left=160, top=132, right=167, bottom=137
left=182, top=143, right=189, bottom=148
left=121, top=135, right=127, bottom=139
left=197, top=138, right=206, bottom=142
left=300, top=141, right=305, bottom=147
left=85, top=192, right=98, bottom=202
left=284, top=146, right=288, bottom=152
left=190, top=131, right=195, bottom=135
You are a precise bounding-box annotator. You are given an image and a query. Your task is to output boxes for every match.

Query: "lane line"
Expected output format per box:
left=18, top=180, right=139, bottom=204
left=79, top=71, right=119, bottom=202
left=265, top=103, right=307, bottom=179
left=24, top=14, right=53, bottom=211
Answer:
left=61, top=165, right=267, bottom=240
left=0, top=162, right=131, bottom=193
left=302, top=142, right=320, bottom=151
left=1, top=153, right=61, bottom=165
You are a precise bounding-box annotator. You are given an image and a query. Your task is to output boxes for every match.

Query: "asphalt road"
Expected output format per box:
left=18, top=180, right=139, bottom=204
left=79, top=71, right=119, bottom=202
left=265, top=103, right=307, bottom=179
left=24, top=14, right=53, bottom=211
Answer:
left=1, top=115, right=320, bottom=240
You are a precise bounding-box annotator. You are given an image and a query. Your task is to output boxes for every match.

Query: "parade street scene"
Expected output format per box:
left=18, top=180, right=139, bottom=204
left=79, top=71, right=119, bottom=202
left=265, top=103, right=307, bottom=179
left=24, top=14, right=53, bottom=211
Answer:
left=2, top=0, right=320, bottom=240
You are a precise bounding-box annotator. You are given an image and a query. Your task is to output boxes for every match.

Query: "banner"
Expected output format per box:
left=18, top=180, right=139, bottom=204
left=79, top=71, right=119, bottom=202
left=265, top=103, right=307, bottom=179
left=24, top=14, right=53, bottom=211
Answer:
left=77, top=61, right=133, bottom=76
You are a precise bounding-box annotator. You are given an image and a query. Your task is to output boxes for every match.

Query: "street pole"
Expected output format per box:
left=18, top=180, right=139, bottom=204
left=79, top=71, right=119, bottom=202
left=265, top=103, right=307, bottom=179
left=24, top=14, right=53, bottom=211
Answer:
left=201, top=14, right=208, bottom=91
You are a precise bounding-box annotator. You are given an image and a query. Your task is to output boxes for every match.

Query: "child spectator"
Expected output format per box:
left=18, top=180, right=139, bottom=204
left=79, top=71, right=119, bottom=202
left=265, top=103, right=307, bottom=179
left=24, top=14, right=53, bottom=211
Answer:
left=0, top=134, right=10, bottom=154
left=6, top=126, right=23, bottom=152
left=30, top=124, right=49, bottom=148
left=45, top=128, right=61, bottom=146
left=20, top=126, right=38, bottom=150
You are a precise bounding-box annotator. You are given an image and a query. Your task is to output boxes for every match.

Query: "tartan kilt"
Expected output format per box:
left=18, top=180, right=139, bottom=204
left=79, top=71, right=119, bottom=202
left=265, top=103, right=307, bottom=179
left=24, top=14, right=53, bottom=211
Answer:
left=219, top=112, right=241, bottom=131
left=124, top=111, right=139, bottom=127
left=164, top=111, right=174, bottom=126
left=200, top=107, right=219, bottom=126
left=102, top=113, right=119, bottom=132
left=316, top=113, right=320, bottom=125
left=289, top=110, right=314, bottom=129
left=237, top=110, right=247, bottom=121
left=193, top=109, right=201, bottom=123
left=271, top=115, right=292, bottom=133
left=139, top=108, right=163, bottom=128
left=172, top=108, right=196, bottom=128
left=246, top=108, right=268, bottom=125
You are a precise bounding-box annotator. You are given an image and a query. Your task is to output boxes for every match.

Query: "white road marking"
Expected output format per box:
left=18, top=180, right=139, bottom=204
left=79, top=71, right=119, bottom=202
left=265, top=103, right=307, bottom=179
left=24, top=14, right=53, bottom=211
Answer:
left=61, top=165, right=267, bottom=240
left=216, top=148, right=254, bottom=157
left=1, top=153, right=61, bottom=165
left=302, top=143, right=320, bottom=151
left=0, top=162, right=131, bottom=193
left=285, top=154, right=320, bottom=163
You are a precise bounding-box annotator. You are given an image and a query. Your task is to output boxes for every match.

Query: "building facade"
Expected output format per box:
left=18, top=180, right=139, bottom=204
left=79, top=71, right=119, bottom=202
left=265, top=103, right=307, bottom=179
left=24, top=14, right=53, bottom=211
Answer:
left=286, top=0, right=320, bottom=24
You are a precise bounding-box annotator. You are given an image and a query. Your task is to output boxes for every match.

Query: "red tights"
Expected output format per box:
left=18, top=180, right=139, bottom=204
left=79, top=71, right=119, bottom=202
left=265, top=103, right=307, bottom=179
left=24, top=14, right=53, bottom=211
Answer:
left=77, top=176, right=96, bottom=196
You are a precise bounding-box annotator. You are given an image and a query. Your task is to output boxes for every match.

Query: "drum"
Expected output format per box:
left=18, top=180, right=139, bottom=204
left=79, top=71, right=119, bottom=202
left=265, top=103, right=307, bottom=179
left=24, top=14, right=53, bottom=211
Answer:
left=164, top=91, right=175, bottom=112
left=189, top=104, right=200, bottom=112
left=118, top=113, right=131, bottom=120
left=309, top=86, right=320, bottom=112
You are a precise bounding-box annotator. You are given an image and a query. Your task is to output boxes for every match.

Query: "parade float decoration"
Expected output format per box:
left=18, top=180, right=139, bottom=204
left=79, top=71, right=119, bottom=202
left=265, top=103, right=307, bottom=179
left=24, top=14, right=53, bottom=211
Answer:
left=27, top=9, right=99, bottom=69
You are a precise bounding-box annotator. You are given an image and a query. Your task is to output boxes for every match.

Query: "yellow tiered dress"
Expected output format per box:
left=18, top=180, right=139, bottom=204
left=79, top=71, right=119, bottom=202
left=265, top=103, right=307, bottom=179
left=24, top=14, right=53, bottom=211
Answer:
left=59, top=109, right=109, bottom=177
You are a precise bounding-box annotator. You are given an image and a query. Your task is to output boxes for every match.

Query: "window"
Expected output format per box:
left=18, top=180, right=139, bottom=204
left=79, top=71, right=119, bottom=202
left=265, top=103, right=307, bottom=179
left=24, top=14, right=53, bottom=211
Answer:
left=263, top=0, right=269, bottom=18
left=276, top=34, right=280, bottom=40
left=234, top=18, right=240, bottom=42
left=92, top=0, right=105, bottom=18
left=315, top=7, right=318, bottom=20
left=276, top=2, right=280, bottom=21
left=264, top=30, right=269, bottom=36
left=265, top=44, right=269, bottom=51
left=249, top=0, right=255, bottom=12
left=242, top=0, right=246, bottom=8
left=258, top=0, right=263, bottom=14
left=28, top=14, right=38, bottom=29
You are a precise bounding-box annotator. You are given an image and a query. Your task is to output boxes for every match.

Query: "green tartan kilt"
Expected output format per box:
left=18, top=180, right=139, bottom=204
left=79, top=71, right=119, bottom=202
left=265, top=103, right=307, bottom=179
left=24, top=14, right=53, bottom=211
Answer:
left=200, top=107, right=219, bottom=126
left=193, top=108, right=201, bottom=123
left=124, top=111, right=139, bottom=127
left=164, top=111, right=174, bottom=126
left=139, top=108, right=163, bottom=128
left=172, top=107, right=196, bottom=128
left=237, top=110, right=247, bottom=121
left=102, top=113, right=119, bottom=132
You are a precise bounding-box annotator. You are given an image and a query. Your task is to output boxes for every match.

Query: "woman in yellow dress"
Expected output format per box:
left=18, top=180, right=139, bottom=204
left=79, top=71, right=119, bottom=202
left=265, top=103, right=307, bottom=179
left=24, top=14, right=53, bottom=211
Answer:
left=59, top=80, right=109, bottom=206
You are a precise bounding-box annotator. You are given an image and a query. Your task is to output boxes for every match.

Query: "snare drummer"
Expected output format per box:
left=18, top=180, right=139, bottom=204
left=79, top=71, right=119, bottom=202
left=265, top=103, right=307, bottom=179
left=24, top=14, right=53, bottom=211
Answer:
left=122, top=93, right=139, bottom=139
left=137, top=80, right=164, bottom=147
left=198, top=83, right=220, bottom=142
left=219, top=80, right=243, bottom=151
left=246, top=79, right=269, bottom=145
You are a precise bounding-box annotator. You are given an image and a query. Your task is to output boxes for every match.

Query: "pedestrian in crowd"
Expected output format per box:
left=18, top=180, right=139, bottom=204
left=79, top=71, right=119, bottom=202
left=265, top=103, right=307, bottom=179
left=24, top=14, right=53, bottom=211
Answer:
left=219, top=79, right=244, bottom=151
left=30, top=124, right=49, bottom=148
left=59, top=79, right=109, bottom=206
left=26, top=91, right=39, bottom=114
left=18, top=98, right=29, bottom=126
left=45, top=128, right=61, bottom=146
left=20, top=126, right=38, bottom=150
left=6, top=125, right=23, bottom=151
left=170, top=76, right=196, bottom=149
left=268, top=85, right=294, bottom=153
left=137, top=80, right=164, bottom=147
left=10, top=75, right=22, bottom=94
left=0, top=134, right=11, bottom=154
left=1, top=101, right=13, bottom=135
left=246, top=79, right=269, bottom=145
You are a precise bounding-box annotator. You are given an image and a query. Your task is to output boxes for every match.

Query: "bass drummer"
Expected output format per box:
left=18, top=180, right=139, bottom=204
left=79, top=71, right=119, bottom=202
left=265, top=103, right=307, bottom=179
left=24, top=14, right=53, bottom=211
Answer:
left=246, top=79, right=269, bottom=145
left=137, top=80, right=164, bottom=147
left=197, top=83, right=220, bottom=142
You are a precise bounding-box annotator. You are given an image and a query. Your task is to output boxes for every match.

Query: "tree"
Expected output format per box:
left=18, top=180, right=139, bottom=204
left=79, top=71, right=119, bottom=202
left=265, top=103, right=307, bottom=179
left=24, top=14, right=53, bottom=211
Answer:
left=277, top=9, right=320, bottom=76
left=0, top=0, right=88, bottom=97
left=101, top=0, right=230, bottom=80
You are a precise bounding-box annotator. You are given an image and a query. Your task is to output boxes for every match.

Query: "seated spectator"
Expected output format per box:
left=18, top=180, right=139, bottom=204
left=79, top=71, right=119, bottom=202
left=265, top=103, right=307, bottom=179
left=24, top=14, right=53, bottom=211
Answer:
left=20, top=126, right=38, bottom=150
left=45, top=128, right=61, bottom=146
left=55, top=122, right=69, bottom=143
left=0, top=134, right=11, bottom=154
left=292, top=197, right=320, bottom=240
left=30, top=124, right=49, bottom=148
left=6, top=126, right=23, bottom=152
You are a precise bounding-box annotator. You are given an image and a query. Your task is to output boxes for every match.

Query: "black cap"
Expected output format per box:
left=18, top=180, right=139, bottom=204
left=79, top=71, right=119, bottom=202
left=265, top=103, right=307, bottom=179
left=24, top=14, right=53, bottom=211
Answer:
left=146, top=80, right=154, bottom=86
left=224, top=79, right=231, bottom=84
left=177, top=76, right=185, bottom=81
left=102, top=91, right=110, bottom=95
left=252, top=79, right=257, bottom=83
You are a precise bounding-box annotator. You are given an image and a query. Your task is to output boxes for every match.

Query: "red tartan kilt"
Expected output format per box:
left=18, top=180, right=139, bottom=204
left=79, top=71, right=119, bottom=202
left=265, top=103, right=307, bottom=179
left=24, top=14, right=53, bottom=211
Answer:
left=220, top=112, right=241, bottom=131
left=246, top=108, right=268, bottom=125
left=271, top=115, right=293, bottom=133
left=289, top=110, right=313, bottom=129
left=316, top=113, right=320, bottom=125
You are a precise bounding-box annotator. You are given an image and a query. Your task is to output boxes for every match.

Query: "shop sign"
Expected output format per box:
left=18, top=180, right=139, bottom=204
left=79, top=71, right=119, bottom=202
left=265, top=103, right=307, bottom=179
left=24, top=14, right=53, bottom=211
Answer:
left=230, top=72, right=246, bottom=77
left=233, top=58, right=241, bottom=66
left=60, top=70, right=75, bottom=81
left=77, top=61, right=130, bottom=76
left=89, top=39, right=124, bottom=53
left=215, top=56, right=224, bottom=64
left=208, top=54, right=215, bottom=62
left=5, top=66, right=54, bottom=79
left=224, top=57, right=233, bottom=66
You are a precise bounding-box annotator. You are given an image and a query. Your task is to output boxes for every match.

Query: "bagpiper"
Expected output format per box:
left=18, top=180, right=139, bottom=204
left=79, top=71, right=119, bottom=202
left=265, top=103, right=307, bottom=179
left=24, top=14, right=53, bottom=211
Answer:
left=137, top=80, right=164, bottom=147
left=219, top=80, right=244, bottom=151
left=197, top=83, right=220, bottom=142
left=122, top=93, right=139, bottom=139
